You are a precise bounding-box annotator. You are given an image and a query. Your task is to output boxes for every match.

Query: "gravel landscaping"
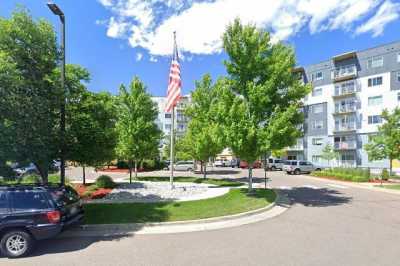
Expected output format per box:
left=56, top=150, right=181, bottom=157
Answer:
left=89, top=181, right=230, bottom=203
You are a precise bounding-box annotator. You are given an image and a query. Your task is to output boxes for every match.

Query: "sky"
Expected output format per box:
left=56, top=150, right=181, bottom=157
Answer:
left=1, top=0, right=400, bottom=96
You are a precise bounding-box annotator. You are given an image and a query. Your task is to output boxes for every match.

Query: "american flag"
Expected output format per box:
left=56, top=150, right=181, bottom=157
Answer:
left=165, top=32, right=181, bottom=112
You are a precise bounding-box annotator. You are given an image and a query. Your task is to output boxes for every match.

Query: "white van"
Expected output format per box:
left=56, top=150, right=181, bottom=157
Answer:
left=266, top=158, right=284, bottom=171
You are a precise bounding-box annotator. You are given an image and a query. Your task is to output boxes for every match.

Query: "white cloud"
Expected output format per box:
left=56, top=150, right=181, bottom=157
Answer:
left=106, top=17, right=129, bottom=38
left=356, top=0, right=400, bottom=37
left=149, top=56, right=158, bottom=62
left=98, top=0, right=113, bottom=7
left=97, top=0, right=398, bottom=56
left=136, top=52, right=143, bottom=61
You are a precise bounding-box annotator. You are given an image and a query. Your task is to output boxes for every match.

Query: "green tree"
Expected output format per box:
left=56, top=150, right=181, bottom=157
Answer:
left=184, top=74, right=225, bottom=178
left=0, top=9, right=60, bottom=184
left=66, top=72, right=117, bottom=184
left=115, top=77, right=162, bottom=182
left=365, top=108, right=400, bottom=175
left=321, top=144, right=338, bottom=167
left=219, top=19, right=310, bottom=191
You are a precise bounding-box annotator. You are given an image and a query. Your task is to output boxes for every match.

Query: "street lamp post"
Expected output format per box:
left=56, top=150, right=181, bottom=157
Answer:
left=47, top=2, right=66, bottom=185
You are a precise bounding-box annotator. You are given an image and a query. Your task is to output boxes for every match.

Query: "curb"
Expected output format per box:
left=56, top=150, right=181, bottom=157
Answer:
left=58, top=190, right=289, bottom=237
left=303, top=175, right=400, bottom=195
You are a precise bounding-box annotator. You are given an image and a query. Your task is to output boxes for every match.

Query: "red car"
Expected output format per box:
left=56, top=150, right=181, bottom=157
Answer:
left=239, top=160, right=262, bottom=169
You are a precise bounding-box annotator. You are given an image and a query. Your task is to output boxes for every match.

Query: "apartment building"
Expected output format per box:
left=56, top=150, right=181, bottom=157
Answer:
left=288, top=41, right=400, bottom=168
left=152, top=95, right=192, bottom=146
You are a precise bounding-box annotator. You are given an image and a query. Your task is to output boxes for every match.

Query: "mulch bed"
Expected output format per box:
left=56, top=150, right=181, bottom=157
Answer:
left=73, top=184, right=113, bottom=200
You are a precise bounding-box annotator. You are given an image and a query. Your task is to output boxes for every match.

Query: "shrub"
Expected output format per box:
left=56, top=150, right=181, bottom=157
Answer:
left=116, top=160, right=129, bottom=169
left=381, top=168, right=390, bottom=181
left=312, top=167, right=370, bottom=182
left=21, top=175, right=41, bottom=184
left=0, top=164, right=16, bottom=180
left=96, top=175, right=116, bottom=188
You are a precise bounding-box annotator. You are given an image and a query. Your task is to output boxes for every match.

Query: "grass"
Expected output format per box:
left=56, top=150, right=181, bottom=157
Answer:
left=311, top=168, right=371, bottom=182
left=379, top=184, right=400, bottom=190
left=83, top=188, right=276, bottom=224
left=131, top=176, right=243, bottom=187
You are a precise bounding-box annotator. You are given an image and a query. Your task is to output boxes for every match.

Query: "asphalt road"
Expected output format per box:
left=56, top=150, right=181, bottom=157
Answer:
left=2, top=169, right=400, bottom=266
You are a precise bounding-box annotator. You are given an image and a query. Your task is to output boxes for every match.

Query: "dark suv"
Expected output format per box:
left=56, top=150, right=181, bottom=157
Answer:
left=0, top=185, right=84, bottom=258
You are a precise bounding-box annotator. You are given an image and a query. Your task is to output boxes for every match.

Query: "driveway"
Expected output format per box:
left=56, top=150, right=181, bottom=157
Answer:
left=2, top=169, right=400, bottom=266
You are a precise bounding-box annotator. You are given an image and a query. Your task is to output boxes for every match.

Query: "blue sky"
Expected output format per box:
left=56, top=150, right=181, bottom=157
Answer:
left=1, top=0, right=399, bottom=96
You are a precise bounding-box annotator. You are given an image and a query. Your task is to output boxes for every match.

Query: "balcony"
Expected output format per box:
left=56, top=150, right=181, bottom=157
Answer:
left=333, top=82, right=358, bottom=98
left=334, top=124, right=356, bottom=133
left=334, top=141, right=356, bottom=150
left=333, top=104, right=356, bottom=115
left=287, top=140, right=304, bottom=151
left=331, top=64, right=357, bottom=82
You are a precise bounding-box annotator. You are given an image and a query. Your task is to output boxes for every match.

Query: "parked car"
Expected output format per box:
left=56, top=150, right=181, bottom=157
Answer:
left=266, top=158, right=284, bottom=171
left=239, top=160, right=262, bottom=169
left=214, top=159, right=230, bottom=167
left=173, top=161, right=194, bottom=171
left=228, top=158, right=240, bottom=168
left=0, top=185, right=84, bottom=258
left=283, top=160, right=322, bottom=175
left=12, top=161, right=61, bottom=178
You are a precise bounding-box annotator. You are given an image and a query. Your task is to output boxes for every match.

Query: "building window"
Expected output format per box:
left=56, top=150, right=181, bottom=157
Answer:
left=165, top=124, right=171, bottom=130
left=368, top=115, right=382, bottom=124
left=312, top=120, right=324, bottom=129
left=368, top=95, right=382, bottom=106
left=312, top=138, right=323, bottom=145
left=398, top=92, right=400, bottom=102
left=312, top=87, right=323, bottom=96
left=165, top=113, right=172, bottom=119
left=368, top=76, right=383, bottom=87
left=367, top=56, right=384, bottom=68
left=312, top=71, right=323, bottom=81
left=397, top=71, right=400, bottom=82
left=312, top=104, right=323, bottom=114
left=397, top=52, right=400, bottom=63
left=312, top=155, right=322, bottom=162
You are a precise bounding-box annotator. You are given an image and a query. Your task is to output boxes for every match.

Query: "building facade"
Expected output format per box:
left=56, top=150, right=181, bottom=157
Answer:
left=152, top=95, right=192, bottom=146
left=288, top=41, right=400, bottom=168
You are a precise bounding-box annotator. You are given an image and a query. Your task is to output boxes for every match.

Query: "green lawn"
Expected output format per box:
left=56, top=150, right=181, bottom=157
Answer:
left=84, top=188, right=276, bottom=224
left=131, top=176, right=243, bottom=187
left=381, top=184, right=400, bottom=190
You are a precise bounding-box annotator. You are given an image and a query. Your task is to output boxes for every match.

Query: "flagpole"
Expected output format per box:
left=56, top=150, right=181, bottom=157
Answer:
left=170, top=105, right=175, bottom=189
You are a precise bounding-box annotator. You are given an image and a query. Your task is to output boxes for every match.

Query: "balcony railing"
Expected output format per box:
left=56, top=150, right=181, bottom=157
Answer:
left=333, top=82, right=357, bottom=97
left=334, top=141, right=356, bottom=150
left=334, top=104, right=356, bottom=114
left=331, top=64, right=357, bottom=81
left=334, top=124, right=356, bottom=132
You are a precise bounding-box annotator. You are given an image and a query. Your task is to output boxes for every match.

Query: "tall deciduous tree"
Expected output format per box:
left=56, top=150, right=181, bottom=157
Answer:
left=220, top=19, right=310, bottom=191
left=0, top=9, right=60, bottom=184
left=321, top=144, right=338, bottom=167
left=365, top=108, right=400, bottom=175
left=116, top=77, right=162, bottom=182
left=184, top=74, right=225, bottom=178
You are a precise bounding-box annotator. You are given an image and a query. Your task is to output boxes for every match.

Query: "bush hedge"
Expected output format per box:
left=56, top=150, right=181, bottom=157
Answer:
left=311, top=167, right=371, bottom=182
left=95, top=175, right=116, bottom=189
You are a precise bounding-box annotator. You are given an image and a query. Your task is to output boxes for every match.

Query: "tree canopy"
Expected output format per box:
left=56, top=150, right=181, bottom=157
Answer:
left=219, top=18, right=310, bottom=190
left=365, top=108, right=400, bottom=175
left=115, top=77, right=162, bottom=182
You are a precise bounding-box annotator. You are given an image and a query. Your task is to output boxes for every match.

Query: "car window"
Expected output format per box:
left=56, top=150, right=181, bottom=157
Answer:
left=0, top=192, right=9, bottom=213
left=11, top=191, right=50, bottom=211
left=276, top=159, right=282, bottom=163
left=299, top=161, right=307, bottom=165
left=284, top=161, right=291, bottom=165
left=268, top=159, right=273, bottom=163
left=50, top=187, right=79, bottom=206
left=291, top=161, right=298, bottom=166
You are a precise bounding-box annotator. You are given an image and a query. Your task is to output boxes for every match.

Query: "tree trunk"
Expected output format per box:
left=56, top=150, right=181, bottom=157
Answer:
left=82, top=165, right=86, bottom=185
left=35, top=163, right=48, bottom=185
left=389, top=157, right=393, bottom=177
left=204, top=164, right=207, bottom=179
left=200, top=161, right=204, bottom=174
left=129, top=160, right=132, bottom=184
left=248, top=165, right=253, bottom=192
left=134, top=160, right=138, bottom=180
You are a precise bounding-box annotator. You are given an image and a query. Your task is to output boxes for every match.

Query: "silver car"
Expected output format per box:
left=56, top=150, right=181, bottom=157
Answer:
left=266, top=158, right=284, bottom=171
left=173, top=161, right=194, bottom=171
left=283, top=160, right=322, bottom=175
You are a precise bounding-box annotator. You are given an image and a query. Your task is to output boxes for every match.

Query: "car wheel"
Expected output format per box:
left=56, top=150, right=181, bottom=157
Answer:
left=286, top=171, right=291, bottom=175
left=271, top=166, right=276, bottom=171
left=0, top=230, right=34, bottom=258
left=187, top=168, right=193, bottom=172
left=294, top=169, right=300, bottom=175
left=315, top=168, right=321, bottom=171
